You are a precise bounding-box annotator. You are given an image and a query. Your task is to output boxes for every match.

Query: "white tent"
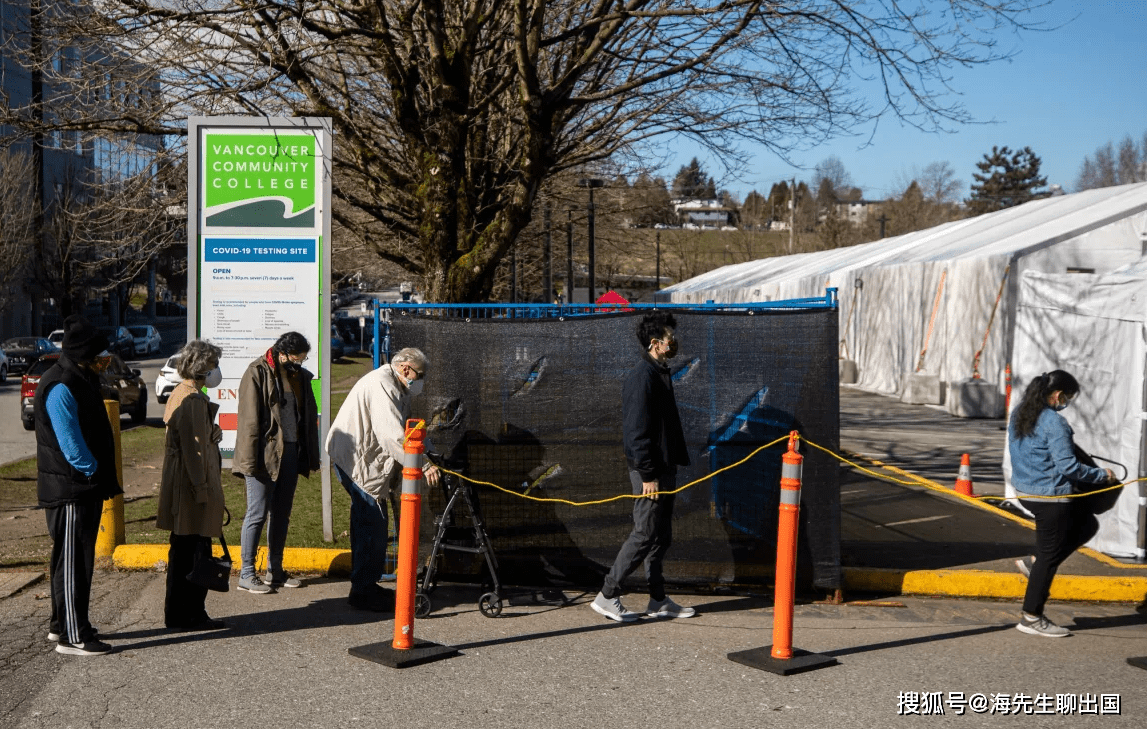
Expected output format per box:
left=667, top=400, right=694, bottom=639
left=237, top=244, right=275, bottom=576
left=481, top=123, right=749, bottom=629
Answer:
left=1006, top=266, right=1147, bottom=559
left=663, top=183, right=1147, bottom=403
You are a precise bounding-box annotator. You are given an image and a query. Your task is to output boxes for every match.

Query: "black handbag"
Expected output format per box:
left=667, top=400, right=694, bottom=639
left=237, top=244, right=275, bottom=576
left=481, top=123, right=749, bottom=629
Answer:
left=186, top=508, right=233, bottom=592
left=1072, top=445, right=1121, bottom=517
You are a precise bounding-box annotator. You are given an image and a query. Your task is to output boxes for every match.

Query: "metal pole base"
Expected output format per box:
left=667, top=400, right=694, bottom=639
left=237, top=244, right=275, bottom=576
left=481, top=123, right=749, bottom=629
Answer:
left=1128, top=656, right=1147, bottom=671
left=727, top=646, right=838, bottom=676
left=348, top=639, right=459, bottom=669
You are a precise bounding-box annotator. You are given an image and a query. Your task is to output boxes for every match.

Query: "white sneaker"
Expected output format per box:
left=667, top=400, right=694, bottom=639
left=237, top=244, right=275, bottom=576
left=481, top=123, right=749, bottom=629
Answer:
left=1016, top=612, right=1070, bottom=638
left=1015, top=556, right=1034, bottom=578
left=591, top=592, right=640, bottom=622
left=645, top=596, right=696, bottom=619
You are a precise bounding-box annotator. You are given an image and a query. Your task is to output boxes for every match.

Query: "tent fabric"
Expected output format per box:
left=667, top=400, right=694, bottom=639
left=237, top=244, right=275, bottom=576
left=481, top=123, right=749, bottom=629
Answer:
left=1006, top=270, right=1146, bottom=559
left=662, top=183, right=1147, bottom=400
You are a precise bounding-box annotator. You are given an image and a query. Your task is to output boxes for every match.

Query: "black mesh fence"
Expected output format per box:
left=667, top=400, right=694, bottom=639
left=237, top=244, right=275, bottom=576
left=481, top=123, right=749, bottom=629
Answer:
left=389, top=305, right=840, bottom=592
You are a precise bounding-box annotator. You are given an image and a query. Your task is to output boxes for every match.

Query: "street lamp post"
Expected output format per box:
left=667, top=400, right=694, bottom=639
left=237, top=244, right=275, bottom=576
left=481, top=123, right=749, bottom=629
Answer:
left=578, top=178, right=605, bottom=303
left=566, top=207, right=576, bottom=304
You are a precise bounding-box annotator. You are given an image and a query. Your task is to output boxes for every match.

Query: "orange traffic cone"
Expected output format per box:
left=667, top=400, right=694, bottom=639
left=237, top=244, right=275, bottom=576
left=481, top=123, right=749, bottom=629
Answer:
left=954, top=454, right=974, bottom=496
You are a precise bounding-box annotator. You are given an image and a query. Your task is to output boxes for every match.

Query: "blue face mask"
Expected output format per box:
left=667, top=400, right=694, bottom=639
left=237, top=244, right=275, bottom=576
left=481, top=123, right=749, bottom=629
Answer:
left=1051, top=401, right=1069, bottom=412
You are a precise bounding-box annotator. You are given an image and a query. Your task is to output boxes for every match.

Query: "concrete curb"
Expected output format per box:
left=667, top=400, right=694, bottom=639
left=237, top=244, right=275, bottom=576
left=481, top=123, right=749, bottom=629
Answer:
left=111, top=544, right=1147, bottom=603
left=843, top=567, right=1147, bottom=603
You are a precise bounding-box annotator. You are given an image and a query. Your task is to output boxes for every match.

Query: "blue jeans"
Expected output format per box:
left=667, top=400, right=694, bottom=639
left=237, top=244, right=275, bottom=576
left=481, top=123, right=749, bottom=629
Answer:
left=334, top=464, right=389, bottom=596
left=240, top=444, right=299, bottom=580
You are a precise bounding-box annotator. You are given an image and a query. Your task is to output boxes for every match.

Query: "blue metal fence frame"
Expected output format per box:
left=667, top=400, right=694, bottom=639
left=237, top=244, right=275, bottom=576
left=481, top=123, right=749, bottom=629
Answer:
left=371, top=289, right=837, bottom=368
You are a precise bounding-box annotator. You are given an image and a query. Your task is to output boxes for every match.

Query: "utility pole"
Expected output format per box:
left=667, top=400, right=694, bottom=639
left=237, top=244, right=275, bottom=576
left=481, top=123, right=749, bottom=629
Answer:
left=543, top=205, right=552, bottom=303
left=788, top=177, right=796, bottom=254
left=655, top=231, right=661, bottom=292
left=578, top=178, right=605, bottom=303
left=877, top=212, right=890, bottom=239
left=566, top=208, right=576, bottom=303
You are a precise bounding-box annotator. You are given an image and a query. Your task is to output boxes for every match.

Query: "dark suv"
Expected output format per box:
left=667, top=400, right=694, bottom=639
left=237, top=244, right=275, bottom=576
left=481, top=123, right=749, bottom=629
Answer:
left=97, top=326, right=135, bottom=359
left=1, top=337, right=55, bottom=376
left=21, top=353, right=148, bottom=430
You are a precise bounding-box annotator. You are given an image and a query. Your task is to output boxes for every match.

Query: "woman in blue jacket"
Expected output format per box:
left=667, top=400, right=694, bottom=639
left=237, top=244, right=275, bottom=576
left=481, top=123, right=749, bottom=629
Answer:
left=1008, top=370, right=1114, bottom=637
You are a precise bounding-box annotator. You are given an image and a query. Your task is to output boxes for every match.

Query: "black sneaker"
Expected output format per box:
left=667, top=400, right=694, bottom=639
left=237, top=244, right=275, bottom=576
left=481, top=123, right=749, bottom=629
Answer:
left=55, top=638, right=113, bottom=656
left=48, top=627, right=99, bottom=642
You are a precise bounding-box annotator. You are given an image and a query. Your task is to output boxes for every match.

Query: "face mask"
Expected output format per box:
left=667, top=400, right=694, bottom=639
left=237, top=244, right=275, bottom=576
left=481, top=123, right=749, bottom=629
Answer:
left=407, top=378, right=424, bottom=396
left=203, top=368, right=222, bottom=389
left=664, top=339, right=679, bottom=359
left=282, top=360, right=302, bottom=374
left=1051, top=400, right=1070, bottom=412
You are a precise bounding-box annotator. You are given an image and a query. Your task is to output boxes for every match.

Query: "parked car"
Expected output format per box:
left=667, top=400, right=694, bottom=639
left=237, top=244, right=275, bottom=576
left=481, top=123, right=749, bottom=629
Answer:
left=21, top=352, right=148, bottom=430
left=2, top=337, right=56, bottom=376
left=48, top=329, right=65, bottom=350
left=128, top=325, right=163, bottom=356
left=155, top=355, right=182, bottom=404
left=97, top=326, right=135, bottom=359
left=0, top=349, right=7, bottom=384
left=330, top=325, right=346, bottom=361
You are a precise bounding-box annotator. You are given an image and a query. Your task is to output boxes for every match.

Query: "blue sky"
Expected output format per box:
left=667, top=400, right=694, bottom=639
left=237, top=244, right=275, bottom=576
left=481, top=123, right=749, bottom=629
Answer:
left=663, top=1, right=1147, bottom=202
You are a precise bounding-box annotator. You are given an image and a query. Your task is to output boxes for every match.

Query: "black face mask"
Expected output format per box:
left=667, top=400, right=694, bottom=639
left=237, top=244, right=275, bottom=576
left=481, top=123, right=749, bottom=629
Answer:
left=281, top=360, right=302, bottom=374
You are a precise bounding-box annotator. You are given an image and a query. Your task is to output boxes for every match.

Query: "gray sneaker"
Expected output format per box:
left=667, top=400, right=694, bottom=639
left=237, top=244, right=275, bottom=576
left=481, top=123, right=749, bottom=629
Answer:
left=265, top=572, right=302, bottom=588
left=591, top=592, right=640, bottom=622
left=1016, top=613, right=1070, bottom=638
left=237, top=575, right=273, bottom=594
left=1015, top=556, right=1034, bottom=578
left=645, top=596, right=696, bottom=619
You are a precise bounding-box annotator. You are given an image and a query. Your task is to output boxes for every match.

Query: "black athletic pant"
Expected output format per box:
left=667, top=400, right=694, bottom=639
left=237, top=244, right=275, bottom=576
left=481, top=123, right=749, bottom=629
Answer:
left=45, top=496, right=103, bottom=644
left=1020, top=499, right=1099, bottom=616
left=601, top=469, right=676, bottom=602
left=165, top=533, right=211, bottom=629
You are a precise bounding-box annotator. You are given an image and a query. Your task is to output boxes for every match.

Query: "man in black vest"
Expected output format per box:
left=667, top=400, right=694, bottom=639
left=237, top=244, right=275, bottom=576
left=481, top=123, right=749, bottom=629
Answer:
left=34, top=315, right=122, bottom=656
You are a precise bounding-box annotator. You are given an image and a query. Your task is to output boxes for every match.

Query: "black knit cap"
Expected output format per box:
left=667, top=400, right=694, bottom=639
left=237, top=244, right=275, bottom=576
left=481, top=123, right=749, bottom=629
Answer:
left=61, top=315, right=108, bottom=362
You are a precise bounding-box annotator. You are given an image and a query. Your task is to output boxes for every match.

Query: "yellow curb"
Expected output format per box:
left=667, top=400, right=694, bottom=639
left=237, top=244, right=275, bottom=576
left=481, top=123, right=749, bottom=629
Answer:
left=113, top=544, right=353, bottom=577
left=843, top=567, right=1147, bottom=603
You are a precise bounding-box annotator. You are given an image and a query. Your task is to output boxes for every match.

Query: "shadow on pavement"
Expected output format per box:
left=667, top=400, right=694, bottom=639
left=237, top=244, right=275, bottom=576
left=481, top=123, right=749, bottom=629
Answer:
left=102, top=595, right=386, bottom=652
left=824, top=623, right=1014, bottom=658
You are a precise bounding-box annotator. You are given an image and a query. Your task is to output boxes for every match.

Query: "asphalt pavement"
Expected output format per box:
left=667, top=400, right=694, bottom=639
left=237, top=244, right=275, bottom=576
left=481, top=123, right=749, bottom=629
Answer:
left=0, top=572, right=1144, bottom=728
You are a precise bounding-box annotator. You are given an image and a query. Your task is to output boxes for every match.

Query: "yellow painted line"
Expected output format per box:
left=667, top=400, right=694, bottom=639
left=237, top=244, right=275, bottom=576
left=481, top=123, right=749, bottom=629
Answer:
left=844, top=567, right=1147, bottom=603
left=114, top=545, right=353, bottom=576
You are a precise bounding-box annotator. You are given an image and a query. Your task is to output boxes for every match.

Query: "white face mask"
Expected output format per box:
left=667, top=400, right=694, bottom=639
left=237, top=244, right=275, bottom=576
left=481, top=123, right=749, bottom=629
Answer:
left=407, top=378, right=424, bottom=396
left=203, top=367, right=222, bottom=389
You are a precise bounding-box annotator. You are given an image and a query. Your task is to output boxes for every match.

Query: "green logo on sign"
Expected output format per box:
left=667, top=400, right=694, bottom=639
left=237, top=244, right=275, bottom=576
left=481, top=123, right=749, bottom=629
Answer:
left=204, top=133, right=316, bottom=228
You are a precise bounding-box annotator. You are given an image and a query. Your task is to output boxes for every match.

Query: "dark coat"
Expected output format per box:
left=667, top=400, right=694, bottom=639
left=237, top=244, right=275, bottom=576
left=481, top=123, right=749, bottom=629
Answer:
left=622, top=353, right=689, bottom=481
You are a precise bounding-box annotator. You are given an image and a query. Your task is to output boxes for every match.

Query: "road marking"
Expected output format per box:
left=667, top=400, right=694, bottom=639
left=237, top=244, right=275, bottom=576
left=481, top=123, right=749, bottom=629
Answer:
left=880, top=515, right=951, bottom=528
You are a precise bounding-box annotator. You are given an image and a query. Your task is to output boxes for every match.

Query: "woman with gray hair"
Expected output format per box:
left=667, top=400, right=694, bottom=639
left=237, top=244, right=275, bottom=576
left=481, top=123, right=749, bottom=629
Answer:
left=157, top=339, right=228, bottom=631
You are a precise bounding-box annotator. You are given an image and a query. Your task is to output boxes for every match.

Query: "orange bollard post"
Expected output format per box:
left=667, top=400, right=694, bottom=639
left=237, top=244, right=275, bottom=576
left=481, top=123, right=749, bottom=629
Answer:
left=1004, top=364, right=1012, bottom=412
left=728, top=431, right=838, bottom=676
left=954, top=454, right=974, bottom=497
left=770, top=431, right=803, bottom=660
left=347, top=419, right=458, bottom=668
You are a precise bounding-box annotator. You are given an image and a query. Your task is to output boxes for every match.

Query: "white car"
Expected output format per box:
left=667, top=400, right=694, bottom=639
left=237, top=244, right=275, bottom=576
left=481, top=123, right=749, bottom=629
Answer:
left=48, top=329, right=65, bottom=351
left=128, top=325, right=163, bottom=356
left=155, top=355, right=181, bottom=404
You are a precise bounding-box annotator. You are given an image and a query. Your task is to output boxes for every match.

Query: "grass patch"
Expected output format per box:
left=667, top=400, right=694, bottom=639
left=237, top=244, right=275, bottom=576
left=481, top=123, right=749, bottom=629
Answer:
left=3, top=356, right=379, bottom=561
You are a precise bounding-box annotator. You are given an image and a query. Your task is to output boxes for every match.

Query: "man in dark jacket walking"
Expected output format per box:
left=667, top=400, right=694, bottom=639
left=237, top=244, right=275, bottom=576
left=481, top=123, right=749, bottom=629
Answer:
left=34, top=315, right=122, bottom=655
left=592, top=311, right=697, bottom=622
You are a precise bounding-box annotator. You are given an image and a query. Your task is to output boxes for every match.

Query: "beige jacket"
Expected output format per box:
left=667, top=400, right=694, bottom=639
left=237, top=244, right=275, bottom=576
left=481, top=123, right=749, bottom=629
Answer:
left=157, top=382, right=225, bottom=537
left=326, top=364, right=411, bottom=499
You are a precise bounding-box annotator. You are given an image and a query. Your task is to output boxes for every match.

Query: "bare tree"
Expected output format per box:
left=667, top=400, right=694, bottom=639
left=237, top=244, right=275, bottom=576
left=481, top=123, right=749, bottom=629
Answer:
left=2, top=0, right=1042, bottom=302
left=0, top=149, right=36, bottom=297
